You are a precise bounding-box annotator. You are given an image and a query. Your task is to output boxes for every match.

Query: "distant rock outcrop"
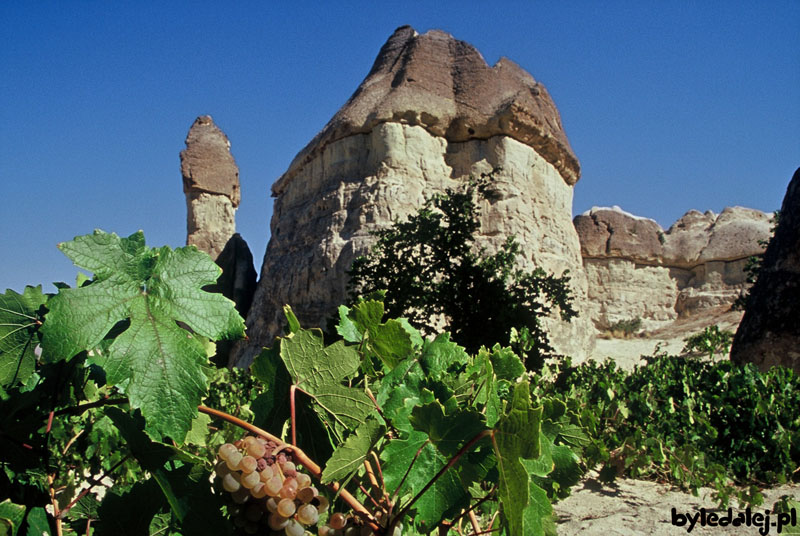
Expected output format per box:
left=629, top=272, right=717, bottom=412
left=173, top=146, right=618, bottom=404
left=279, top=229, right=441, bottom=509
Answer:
left=232, top=26, right=595, bottom=367
left=575, top=205, right=773, bottom=330
left=181, top=115, right=241, bottom=259
left=731, top=168, right=800, bottom=372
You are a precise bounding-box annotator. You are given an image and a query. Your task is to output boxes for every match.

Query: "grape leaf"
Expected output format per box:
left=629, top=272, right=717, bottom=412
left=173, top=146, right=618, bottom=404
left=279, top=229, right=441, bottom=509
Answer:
left=380, top=431, right=469, bottom=529
left=492, top=380, right=542, bottom=536
left=41, top=230, right=244, bottom=441
left=419, top=333, right=469, bottom=380
left=250, top=344, right=292, bottom=432
left=409, top=402, right=485, bottom=457
left=23, top=506, right=50, bottom=536
left=0, top=286, right=46, bottom=388
left=0, top=499, right=25, bottom=536
left=278, top=328, right=373, bottom=433
left=321, top=417, right=384, bottom=483
left=336, top=299, right=414, bottom=369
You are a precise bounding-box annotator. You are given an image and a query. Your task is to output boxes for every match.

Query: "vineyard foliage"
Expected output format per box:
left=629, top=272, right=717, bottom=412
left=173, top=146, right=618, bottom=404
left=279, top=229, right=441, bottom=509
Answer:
left=0, top=229, right=581, bottom=535
left=3, top=229, right=798, bottom=535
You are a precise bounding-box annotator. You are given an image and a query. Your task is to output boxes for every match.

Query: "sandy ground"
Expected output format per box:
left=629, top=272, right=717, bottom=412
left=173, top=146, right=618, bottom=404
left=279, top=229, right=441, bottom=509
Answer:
left=553, top=309, right=799, bottom=535
left=554, top=471, right=799, bottom=535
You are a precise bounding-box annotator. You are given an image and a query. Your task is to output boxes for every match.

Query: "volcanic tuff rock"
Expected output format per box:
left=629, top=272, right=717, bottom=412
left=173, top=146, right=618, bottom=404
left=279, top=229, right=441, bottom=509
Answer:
left=731, top=168, right=800, bottom=373
left=181, top=115, right=241, bottom=259
left=575, top=206, right=773, bottom=330
left=231, top=26, right=595, bottom=367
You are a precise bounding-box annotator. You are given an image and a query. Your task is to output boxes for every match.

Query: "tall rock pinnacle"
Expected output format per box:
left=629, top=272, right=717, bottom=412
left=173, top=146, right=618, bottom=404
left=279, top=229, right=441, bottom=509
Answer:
left=181, top=115, right=241, bottom=259
left=232, top=27, right=594, bottom=367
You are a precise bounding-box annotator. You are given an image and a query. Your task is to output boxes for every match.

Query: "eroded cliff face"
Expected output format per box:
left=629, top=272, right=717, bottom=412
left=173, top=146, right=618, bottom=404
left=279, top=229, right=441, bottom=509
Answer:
left=575, top=206, right=773, bottom=330
left=231, top=27, right=594, bottom=367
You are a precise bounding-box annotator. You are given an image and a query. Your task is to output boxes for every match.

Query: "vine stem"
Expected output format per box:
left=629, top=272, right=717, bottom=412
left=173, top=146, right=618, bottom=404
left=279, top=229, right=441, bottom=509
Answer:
left=394, top=429, right=493, bottom=525
left=197, top=405, right=382, bottom=534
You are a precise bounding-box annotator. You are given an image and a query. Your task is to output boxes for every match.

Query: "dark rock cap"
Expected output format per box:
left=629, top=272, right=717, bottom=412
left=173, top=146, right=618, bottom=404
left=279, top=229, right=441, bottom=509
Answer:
left=181, top=115, right=240, bottom=206
left=277, top=25, right=580, bottom=191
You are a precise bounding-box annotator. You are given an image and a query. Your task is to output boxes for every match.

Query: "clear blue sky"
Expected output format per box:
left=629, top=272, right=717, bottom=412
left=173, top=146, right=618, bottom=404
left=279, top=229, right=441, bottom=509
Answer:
left=2, top=2, right=798, bottom=292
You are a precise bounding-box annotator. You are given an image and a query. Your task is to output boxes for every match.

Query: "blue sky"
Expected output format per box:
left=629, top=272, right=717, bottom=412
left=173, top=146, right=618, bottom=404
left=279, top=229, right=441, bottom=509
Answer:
left=2, top=2, right=798, bottom=292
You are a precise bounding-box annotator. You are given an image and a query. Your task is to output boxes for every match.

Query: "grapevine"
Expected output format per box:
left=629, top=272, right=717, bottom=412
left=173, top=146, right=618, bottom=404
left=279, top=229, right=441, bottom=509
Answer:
left=0, top=230, right=582, bottom=535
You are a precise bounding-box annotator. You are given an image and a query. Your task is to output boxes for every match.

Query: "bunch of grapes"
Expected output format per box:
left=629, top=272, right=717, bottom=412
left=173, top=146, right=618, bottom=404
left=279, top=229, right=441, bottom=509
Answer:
left=215, top=436, right=330, bottom=535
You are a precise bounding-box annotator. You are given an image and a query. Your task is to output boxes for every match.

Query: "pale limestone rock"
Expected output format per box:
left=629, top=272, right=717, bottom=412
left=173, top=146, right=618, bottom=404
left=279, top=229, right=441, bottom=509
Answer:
left=575, top=206, right=773, bottom=330
left=232, top=27, right=595, bottom=367
left=234, top=128, right=593, bottom=366
left=181, top=115, right=240, bottom=259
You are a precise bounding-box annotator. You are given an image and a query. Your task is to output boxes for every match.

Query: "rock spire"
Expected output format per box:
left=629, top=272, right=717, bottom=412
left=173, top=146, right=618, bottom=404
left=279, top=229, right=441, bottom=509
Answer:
left=181, top=115, right=241, bottom=259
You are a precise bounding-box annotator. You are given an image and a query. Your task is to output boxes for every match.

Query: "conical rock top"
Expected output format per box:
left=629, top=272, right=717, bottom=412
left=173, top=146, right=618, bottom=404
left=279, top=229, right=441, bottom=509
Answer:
left=278, top=25, right=580, bottom=191
left=181, top=115, right=240, bottom=206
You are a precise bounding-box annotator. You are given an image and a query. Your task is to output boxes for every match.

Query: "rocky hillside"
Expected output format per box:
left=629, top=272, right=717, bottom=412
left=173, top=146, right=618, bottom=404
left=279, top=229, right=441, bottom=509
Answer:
left=574, top=205, right=772, bottom=331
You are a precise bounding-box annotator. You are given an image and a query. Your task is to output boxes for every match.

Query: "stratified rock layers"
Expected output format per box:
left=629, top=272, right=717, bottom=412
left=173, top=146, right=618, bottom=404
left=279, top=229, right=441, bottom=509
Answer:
left=181, top=116, right=241, bottom=259
left=731, top=168, right=800, bottom=373
left=575, top=206, right=773, bottom=330
left=232, top=27, right=594, bottom=366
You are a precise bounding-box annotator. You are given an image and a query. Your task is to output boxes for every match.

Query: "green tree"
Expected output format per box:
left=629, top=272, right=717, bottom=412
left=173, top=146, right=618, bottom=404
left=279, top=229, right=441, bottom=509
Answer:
left=347, top=173, right=577, bottom=369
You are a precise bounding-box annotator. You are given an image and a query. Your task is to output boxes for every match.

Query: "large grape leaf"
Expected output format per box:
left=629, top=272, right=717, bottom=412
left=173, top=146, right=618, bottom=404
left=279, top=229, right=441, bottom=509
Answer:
left=40, top=230, right=244, bottom=441
left=492, top=380, right=543, bottom=536
left=279, top=328, right=373, bottom=433
left=380, top=430, right=470, bottom=530
left=0, top=286, right=46, bottom=388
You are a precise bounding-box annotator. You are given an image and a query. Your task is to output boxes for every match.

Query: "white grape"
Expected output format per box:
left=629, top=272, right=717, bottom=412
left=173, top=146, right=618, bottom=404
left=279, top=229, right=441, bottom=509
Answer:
left=277, top=498, right=296, bottom=518
left=225, top=451, right=243, bottom=471
left=284, top=519, right=305, bottom=536
left=222, top=473, right=241, bottom=493
left=241, top=470, right=261, bottom=489
left=218, top=442, right=238, bottom=461
left=296, top=503, right=319, bottom=525
left=267, top=513, right=289, bottom=530
left=295, top=472, right=312, bottom=489
left=238, top=455, right=258, bottom=474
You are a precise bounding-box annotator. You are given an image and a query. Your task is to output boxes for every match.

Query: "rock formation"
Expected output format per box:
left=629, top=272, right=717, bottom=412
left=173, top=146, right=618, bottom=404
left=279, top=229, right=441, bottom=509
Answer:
left=731, top=168, right=800, bottom=373
left=231, top=26, right=595, bottom=367
left=181, top=115, right=241, bottom=259
left=575, top=205, right=773, bottom=330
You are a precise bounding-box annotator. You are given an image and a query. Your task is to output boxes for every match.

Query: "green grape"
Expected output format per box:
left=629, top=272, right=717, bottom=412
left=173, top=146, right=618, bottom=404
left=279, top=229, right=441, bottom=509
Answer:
left=329, top=513, right=347, bottom=530
left=295, top=472, right=311, bottom=489
left=277, top=498, right=296, bottom=518
left=296, top=504, right=319, bottom=525
left=266, top=497, right=279, bottom=513
left=239, top=455, right=258, bottom=474
left=241, top=469, right=261, bottom=489
left=218, top=442, right=238, bottom=461
left=266, top=475, right=283, bottom=496
left=226, top=451, right=243, bottom=471
left=267, top=513, right=289, bottom=531
left=284, top=519, right=304, bottom=536
left=222, top=473, right=241, bottom=493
